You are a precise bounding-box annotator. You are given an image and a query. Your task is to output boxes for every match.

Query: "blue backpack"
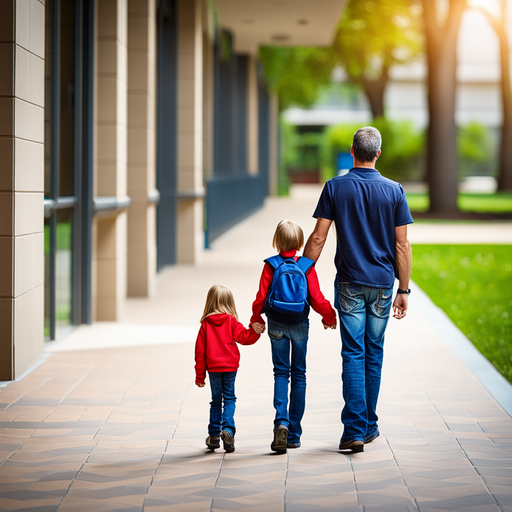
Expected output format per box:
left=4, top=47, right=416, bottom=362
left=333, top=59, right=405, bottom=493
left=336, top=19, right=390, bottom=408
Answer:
left=265, top=255, right=315, bottom=313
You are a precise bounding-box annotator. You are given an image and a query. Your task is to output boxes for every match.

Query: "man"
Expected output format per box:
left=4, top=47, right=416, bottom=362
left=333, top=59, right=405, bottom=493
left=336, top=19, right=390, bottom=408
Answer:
left=304, top=126, right=413, bottom=453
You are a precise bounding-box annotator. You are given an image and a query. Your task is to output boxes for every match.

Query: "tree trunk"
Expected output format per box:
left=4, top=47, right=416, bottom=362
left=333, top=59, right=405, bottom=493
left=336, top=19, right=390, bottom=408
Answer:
left=497, top=10, right=512, bottom=191
left=477, top=2, right=512, bottom=191
left=422, top=0, right=466, bottom=214
left=362, top=68, right=389, bottom=119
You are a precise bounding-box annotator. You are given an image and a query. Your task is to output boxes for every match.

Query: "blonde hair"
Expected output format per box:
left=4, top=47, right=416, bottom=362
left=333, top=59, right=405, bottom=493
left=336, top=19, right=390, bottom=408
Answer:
left=200, top=284, right=239, bottom=323
left=272, top=220, right=304, bottom=253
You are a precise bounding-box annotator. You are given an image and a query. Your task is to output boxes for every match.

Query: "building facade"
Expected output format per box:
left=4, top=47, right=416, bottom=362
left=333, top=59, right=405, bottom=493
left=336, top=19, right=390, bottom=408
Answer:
left=0, top=0, right=344, bottom=380
left=284, top=7, right=512, bottom=137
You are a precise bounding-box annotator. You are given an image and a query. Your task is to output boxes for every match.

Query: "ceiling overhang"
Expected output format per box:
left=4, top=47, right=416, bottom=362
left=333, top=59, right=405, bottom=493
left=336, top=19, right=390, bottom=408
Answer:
left=214, top=0, right=347, bottom=54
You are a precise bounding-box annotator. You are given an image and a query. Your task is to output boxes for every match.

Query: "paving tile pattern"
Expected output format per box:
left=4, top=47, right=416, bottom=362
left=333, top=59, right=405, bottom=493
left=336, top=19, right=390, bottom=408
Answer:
left=1, top=186, right=511, bottom=511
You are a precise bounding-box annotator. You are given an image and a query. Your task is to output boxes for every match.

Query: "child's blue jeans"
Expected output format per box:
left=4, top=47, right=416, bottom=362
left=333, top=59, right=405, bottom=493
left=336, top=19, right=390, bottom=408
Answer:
left=208, top=371, right=237, bottom=437
left=268, top=319, right=309, bottom=444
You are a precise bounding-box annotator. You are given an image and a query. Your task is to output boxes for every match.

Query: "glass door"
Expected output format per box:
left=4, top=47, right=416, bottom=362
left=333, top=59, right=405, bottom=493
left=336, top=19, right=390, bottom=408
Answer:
left=44, top=0, right=93, bottom=341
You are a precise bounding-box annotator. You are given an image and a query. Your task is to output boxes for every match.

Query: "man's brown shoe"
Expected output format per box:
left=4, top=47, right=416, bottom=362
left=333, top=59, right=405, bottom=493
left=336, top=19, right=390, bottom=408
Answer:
left=205, top=435, right=220, bottom=450
left=339, top=439, right=364, bottom=452
left=221, top=430, right=235, bottom=453
left=271, top=424, right=288, bottom=453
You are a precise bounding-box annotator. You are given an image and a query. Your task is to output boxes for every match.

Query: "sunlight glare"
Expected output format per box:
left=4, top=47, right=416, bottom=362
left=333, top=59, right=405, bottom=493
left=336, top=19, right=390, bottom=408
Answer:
left=468, top=0, right=502, bottom=18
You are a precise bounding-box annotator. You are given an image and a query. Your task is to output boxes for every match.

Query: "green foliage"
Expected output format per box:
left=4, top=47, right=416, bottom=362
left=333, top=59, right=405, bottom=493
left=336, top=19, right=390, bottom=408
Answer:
left=259, top=46, right=334, bottom=111
left=457, top=121, right=496, bottom=177
left=219, top=31, right=232, bottom=62
left=332, top=0, right=423, bottom=83
left=259, top=1, right=424, bottom=113
left=404, top=192, right=428, bottom=212
left=320, top=122, right=361, bottom=182
left=278, top=120, right=295, bottom=196
left=458, top=193, right=512, bottom=212
left=279, top=122, right=327, bottom=190
left=406, top=192, right=512, bottom=213
left=372, top=117, right=425, bottom=181
left=44, top=219, right=73, bottom=255
left=412, top=244, right=512, bottom=383
left=283, top=130, right=324, bottom=171
left=318, top=119, right=497, bottom=185
left=321, top=118, right=424, bottom=182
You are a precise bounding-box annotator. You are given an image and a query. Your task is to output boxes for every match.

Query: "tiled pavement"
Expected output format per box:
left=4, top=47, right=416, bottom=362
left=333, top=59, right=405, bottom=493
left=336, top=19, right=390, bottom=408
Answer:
left=1, top=185, right=512, bottom=511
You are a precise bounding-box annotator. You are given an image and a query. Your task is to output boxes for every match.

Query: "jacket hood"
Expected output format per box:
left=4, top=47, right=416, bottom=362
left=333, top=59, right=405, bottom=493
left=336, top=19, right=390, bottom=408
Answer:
left=204, top=313, right=232, bottom=327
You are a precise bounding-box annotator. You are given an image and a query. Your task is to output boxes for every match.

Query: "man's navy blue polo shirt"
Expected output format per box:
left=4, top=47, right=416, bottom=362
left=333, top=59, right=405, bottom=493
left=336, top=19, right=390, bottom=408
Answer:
left=313, top=167, right=414, bottom=288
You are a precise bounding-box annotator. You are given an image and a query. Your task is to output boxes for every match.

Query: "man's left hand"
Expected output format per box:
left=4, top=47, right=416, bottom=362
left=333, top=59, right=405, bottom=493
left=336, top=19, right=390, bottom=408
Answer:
left=252, top=322, right=266, bottom=334
left=392, top=294, right=408, bottom=319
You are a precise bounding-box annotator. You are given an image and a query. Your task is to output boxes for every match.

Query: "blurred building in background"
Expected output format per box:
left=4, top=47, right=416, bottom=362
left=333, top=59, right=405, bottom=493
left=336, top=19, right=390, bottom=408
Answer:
left=0, top=0, right=345, bottom=380
left=284, top=7, right=511, bottom=136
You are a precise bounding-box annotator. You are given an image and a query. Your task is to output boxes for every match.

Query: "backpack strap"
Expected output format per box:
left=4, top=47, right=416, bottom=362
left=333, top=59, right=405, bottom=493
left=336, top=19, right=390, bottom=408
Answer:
left=296, top=256, right=315, bottom=274
left=264, top=254, right=285, bottom=271
left=264, top=254, right=314, bottom=274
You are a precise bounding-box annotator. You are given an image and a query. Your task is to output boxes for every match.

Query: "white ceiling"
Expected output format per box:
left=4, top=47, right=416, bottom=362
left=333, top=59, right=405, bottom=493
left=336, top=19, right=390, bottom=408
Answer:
left=214, top=0, right=347, bottom=54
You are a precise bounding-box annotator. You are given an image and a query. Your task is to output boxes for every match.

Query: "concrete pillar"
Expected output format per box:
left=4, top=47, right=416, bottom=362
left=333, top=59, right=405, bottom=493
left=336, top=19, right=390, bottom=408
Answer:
left=269, top=93, right=279, bottom=196
left=93, top=0, right=129, bottom=320
left=177, top=0, right=204, bottom=264
left=126, top=0, right=157, bottom=297
left=247, top=55, right=259, bottom=176
left=202, top=29, right=214, bottom=179
left=0, top=0, right=45, bottom=379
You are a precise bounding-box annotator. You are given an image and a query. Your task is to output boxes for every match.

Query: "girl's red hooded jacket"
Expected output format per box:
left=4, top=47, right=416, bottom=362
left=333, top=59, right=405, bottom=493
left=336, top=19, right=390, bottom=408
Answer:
left=194, top=313, right=259, bottom=385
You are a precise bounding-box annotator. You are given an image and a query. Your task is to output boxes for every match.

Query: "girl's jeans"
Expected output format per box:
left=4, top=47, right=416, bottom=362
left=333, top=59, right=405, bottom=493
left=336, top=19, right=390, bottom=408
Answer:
left=268, top=318, right=309, bottom=444
left=208, top=371, right=237, bottom=437
left=334, top=280, right=393, bottom=442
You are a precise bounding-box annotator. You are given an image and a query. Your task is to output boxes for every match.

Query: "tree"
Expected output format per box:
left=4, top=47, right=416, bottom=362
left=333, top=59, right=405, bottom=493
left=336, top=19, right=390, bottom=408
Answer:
left=422, top=0, right=467, bottom=214
left=473, top=0, right=512, bottom=191
left=259, top=46, right=334, bottom=111
left=331, top=0, right=423, bottom=119
left=259, top=0, right=423, bottom=116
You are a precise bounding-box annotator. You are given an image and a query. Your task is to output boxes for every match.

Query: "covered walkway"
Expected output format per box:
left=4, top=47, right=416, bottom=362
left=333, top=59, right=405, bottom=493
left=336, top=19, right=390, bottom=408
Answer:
left=1, top=186, right=511, bottom=511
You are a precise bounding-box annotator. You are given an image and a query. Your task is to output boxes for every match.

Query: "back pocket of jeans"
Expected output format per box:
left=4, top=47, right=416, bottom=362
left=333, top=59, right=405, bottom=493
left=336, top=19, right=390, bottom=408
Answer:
left=291, top=322, right=308, bottom=342
left=336, top=283, right=362, bottom=313
left=373, top=290, right=392, bottom=318
left=269, top=325, right=284, bottom=340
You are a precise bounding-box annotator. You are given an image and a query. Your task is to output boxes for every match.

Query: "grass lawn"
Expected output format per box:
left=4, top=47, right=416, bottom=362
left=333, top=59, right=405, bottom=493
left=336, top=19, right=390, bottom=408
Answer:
left=411, top=244, right=512, bottom=383
left=406, top=192, right=512, bottom=213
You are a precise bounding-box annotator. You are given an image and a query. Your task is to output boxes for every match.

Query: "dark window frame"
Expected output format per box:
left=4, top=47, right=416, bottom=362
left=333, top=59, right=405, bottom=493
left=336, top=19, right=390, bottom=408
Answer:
left=44, top=0, right=94, bottom=341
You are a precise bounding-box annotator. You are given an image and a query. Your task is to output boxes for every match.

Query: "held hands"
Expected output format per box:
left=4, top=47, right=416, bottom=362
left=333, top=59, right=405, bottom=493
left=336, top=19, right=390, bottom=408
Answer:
left=322, top=318, right=337, bottom=330
left=392, top=294, right=408, bottom=319
left=252, top=322, right=266, bottom=334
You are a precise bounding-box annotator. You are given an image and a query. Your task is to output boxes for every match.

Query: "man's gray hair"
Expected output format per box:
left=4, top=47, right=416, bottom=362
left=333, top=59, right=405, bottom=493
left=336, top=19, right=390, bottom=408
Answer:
left=352, top=126, right=382, bottom=163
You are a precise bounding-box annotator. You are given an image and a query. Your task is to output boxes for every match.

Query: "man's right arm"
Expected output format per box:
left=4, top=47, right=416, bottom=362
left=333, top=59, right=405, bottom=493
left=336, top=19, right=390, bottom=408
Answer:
left=393, top=224, right=412, bottom=319
left=303, top=218, right=332, bottom=262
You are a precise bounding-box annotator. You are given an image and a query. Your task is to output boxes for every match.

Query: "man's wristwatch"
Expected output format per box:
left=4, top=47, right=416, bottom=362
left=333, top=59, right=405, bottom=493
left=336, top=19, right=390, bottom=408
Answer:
left=397, top=288, right=411, bottom=295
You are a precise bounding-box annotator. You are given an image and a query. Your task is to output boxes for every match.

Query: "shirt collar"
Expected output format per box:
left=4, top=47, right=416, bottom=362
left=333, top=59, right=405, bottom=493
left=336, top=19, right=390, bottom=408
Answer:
left=280, top=249, right=297, bottom=258
left=351, top=167, right=379, bottom=173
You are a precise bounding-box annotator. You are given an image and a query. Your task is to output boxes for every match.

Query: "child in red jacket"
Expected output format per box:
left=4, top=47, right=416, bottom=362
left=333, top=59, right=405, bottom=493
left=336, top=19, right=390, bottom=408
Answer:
left=252, top=220, right=337, bottom=453
left=195, top=284, right=263, bottom=453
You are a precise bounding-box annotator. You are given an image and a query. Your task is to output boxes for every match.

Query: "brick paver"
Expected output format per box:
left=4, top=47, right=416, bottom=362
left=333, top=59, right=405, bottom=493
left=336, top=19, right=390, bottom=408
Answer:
left=0, top=185, right=511, bottom=511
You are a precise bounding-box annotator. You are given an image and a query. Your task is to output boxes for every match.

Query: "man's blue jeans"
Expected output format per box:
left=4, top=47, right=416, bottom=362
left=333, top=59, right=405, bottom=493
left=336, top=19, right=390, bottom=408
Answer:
left=334, top=280, right=393, bottom=442
left=208, top=371, right=237, bottom=437
left=268, top=319, right=309, bottom=444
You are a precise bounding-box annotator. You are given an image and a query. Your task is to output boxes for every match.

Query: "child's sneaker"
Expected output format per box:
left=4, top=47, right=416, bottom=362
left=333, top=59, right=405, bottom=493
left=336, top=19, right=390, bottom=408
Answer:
left=271, top=424, right=288, bottom=453
left=221, top=430, right=235, bottom=453
left=205, top=435, right=220, bottom=450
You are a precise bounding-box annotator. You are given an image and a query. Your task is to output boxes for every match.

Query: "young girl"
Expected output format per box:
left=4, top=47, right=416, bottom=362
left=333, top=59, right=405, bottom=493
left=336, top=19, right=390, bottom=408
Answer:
left=195, top=284, right=263, bottom=453
left=252, top=220, right=336, bottom=453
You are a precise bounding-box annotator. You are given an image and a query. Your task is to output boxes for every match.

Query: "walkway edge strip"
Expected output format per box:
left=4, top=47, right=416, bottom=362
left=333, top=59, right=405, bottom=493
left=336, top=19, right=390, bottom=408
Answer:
left=411, top=280, right=512, bottom=418
left=0, top=353, right=52, bottom=389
